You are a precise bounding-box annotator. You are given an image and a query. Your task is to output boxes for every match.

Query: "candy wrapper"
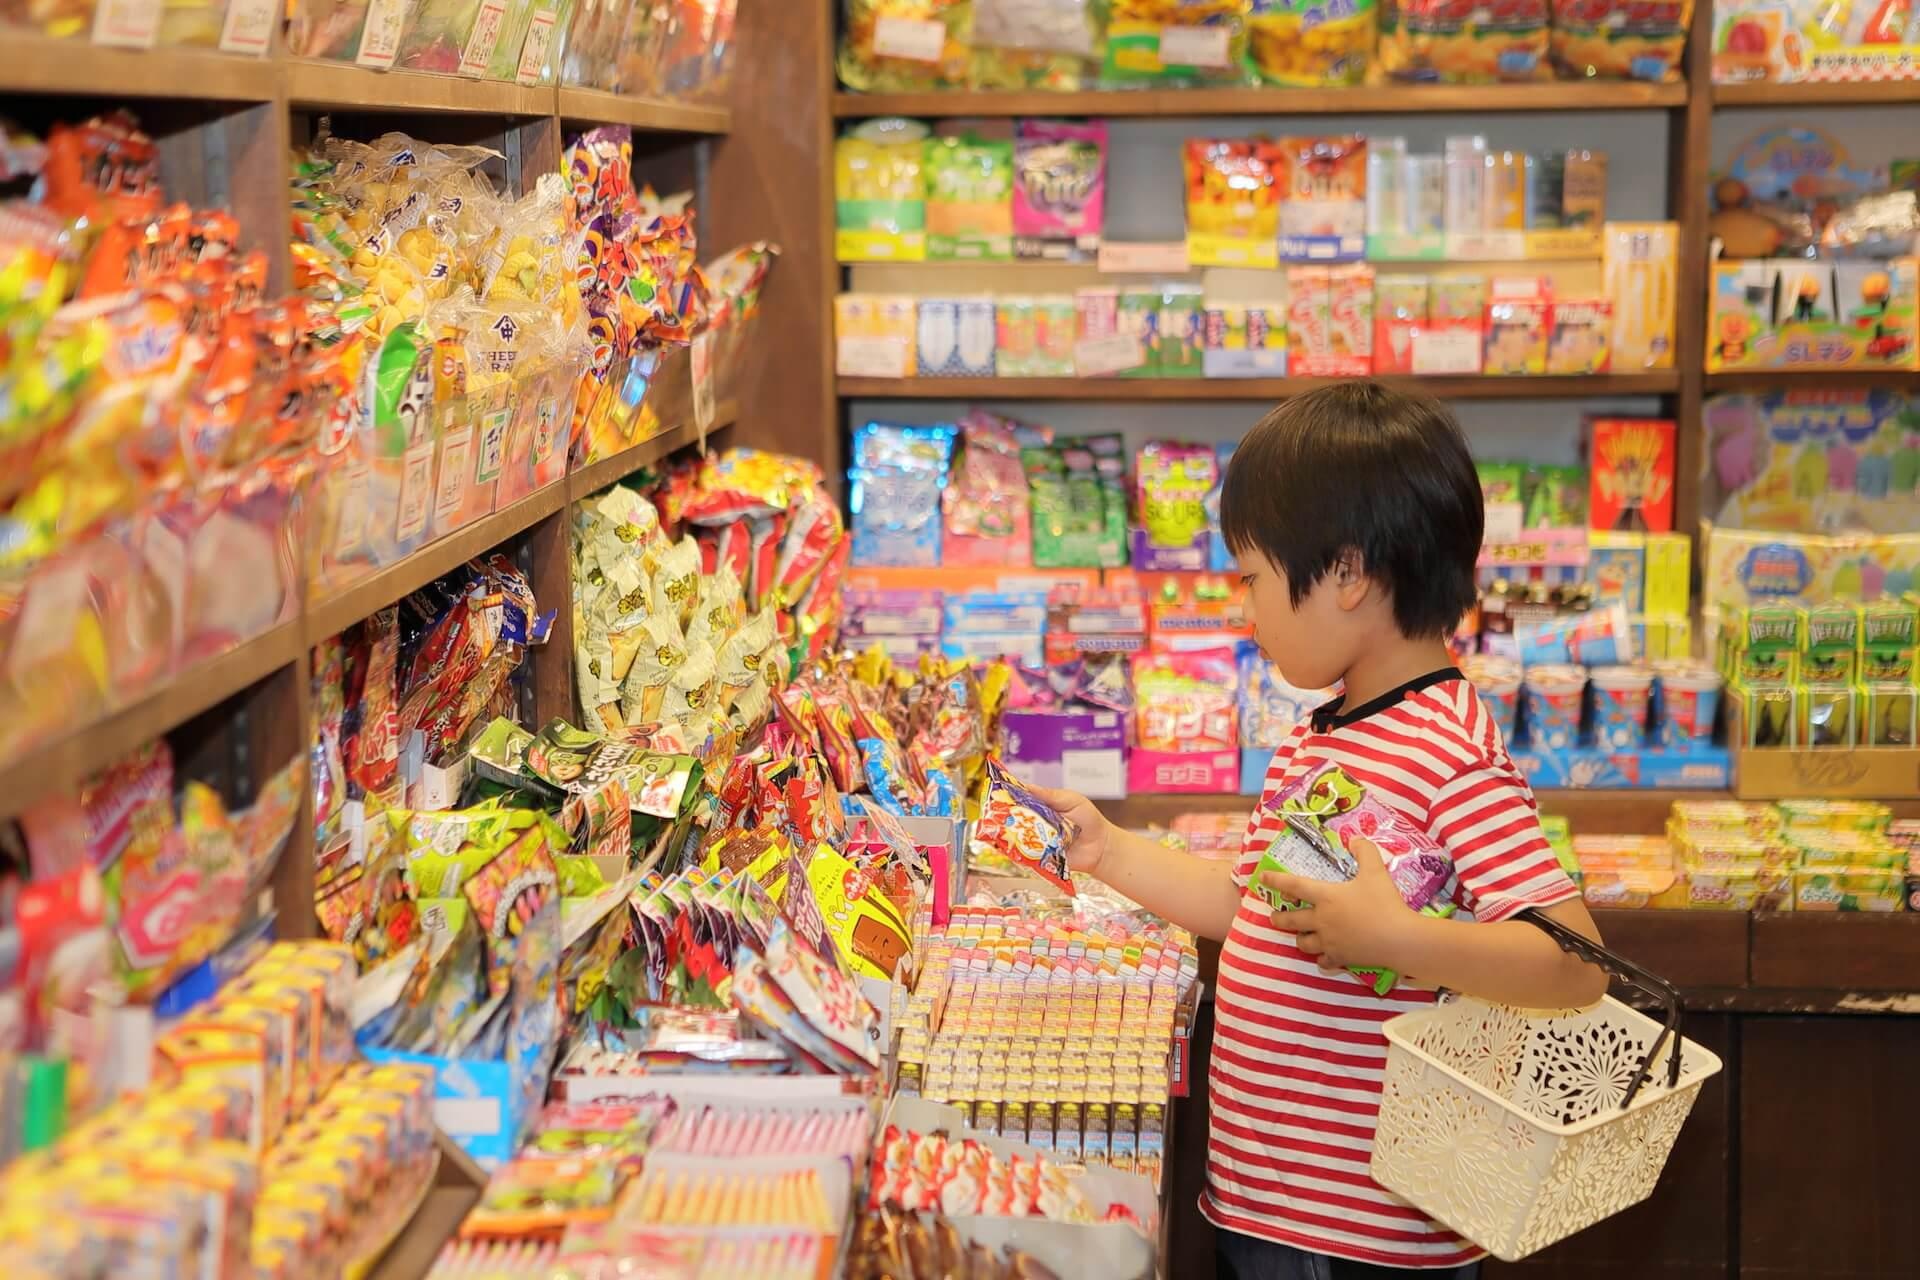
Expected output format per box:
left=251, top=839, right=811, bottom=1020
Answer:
left=1133, top=651, right=1238, bottom=753
left=1378, top=0, right=1551, bottom=82
left=850, top=422, right=956, bottom=567
left=1012, top=120, right=1106, bottom=263
left=1252, top=762, right=1461, bottom=994
left=969, top=759, right=1078, bottom=893
left=943, top=412, right=1034, bottom=566
left=731, top=922, right=882, bottom=1076
left=837, top=0, right=971, bottom=92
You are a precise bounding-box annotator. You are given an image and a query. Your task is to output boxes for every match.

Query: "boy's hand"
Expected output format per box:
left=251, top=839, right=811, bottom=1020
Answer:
left=1032, top=787, right=1111, bottom=877
left=1262, top=836, right=1415, bottom=971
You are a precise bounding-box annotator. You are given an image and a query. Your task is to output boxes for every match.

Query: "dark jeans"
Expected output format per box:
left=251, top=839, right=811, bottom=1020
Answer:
left=1216, top=1230, right=1482, bottom=1280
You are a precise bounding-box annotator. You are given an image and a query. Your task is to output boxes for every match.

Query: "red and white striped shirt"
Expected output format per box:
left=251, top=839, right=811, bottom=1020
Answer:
left=1201, top=669, right=1577, bottom=1268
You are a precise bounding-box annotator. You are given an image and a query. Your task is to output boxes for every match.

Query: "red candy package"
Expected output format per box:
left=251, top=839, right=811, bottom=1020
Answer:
left=1133, top=650, right=1238, bottom=752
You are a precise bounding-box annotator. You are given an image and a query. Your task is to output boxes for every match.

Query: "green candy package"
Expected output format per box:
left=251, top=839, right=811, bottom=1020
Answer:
left=925, top=135, right=1015, bottom=261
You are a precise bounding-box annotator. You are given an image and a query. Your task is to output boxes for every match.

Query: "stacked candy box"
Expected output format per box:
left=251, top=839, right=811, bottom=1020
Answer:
left=1720, top=598, right=1919, bottom=750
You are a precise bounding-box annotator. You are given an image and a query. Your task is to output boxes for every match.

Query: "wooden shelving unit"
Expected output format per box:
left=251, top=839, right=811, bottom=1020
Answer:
left=833, top=80, right=1688, bottom=119
left=555, top=87, right=731, bottom=133
left=0, top=35, right=280, bottom=100
left=840, top=373, right=1681, bottom=401
left=284, top=60, right=555, bottom=115
left=1712, top=79, right=1920, bottom=107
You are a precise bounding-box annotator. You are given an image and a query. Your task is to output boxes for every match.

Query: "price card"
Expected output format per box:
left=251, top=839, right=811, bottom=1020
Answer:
left=334, top=461, right=373, bottom=558
left=434, top=427, right=475, bottom=527
left=396, top=441, right=437, bottom=544
left=836, top=336, right=910, bottom=379
left=92, top=0, right=161, bottom=48
left=357, top=0, right=408, bottom=68
left=532, top=395, right=560, bottom=465
left=1074, top=332, right=1145, bottom=377
left=1483, top=501, right=1524, bottom=546
left=460, top=0, right=511, bottom=76
left=1097, top=241, right=1189, bottom=274
left=1411, top=329, right=1483, bottom=375
left=516, top=8, right=557, bottom=85
left=691, top=330, right=717, bottom=441
left=872, top=15, right=946, bottom=62
left=217, top=0, right=276, bottom=54
left=1159, top=24, right=1229, bottom=68
left=474, top=409, right=509, bottom=484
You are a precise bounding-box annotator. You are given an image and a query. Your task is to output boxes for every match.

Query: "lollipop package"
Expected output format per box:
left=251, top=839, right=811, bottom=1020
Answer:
left=969, top=758, right=1079, bottom=893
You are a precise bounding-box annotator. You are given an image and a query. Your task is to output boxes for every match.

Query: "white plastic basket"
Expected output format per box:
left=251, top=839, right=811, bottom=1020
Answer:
left=1369, top=913, right=1724, bottom=1262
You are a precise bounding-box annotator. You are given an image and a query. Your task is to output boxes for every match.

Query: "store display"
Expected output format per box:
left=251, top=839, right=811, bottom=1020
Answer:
left=1713, top=1, right=1920, bottom=84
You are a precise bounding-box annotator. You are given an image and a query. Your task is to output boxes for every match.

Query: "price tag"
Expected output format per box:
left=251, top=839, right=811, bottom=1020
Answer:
left=1074, top=332, right=1145, bottom=377
left=691, top=331, right=717, bottom=440
left=395, top=441, right=437, bottom=544
left=1097, top=241, right=1189, bottom=274
left=1483, top=501, right=1524, bottom=546
left=1411, top=329, right=1484, bottom=375
left=434, top=427, right=475, bottom=527
left=532, top=396, right=560, bottom=464
left=474, top=410, right=509, bottom=484
left=357, top=0, right=408, bottom=68
left=873, top=15, right=946, bottom=63
left=516, top=8, right=557, bottom=85
left=836, top=336, right=910, bottom=379
left=334, top=461, right=373, bottom=557
left=459, top=0, right=511, bottom=77
left=92, top=0, right=161, bottom=48
left=1159, top=24, right=1229, bottom=68
left=217, top=0, right=276, bottom=54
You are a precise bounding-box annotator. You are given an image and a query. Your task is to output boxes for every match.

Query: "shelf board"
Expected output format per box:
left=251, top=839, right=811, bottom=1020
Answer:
left=286, top=61, right=554, bottom=115
left=840, top=373, right=1680, bottom=401
left=1713, top=80, right=1920, bottom=108
left=0, top=36, right=278, bottom=101
left=365, top=1186, right=480, bottom=1280
left=0, top=620, right=303, bottom=823
left=832, top=81, right=1687, bottom=119
left=567, top=405, right=736, bottom=499
left=556, top=87, right=731, bottom=133
left=1704, top=369, right=1920, bottom=393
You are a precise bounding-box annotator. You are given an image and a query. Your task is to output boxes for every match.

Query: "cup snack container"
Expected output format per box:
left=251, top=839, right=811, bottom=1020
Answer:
left=1522, top=663, right=1587, bottom=750
left=1654, top=662, right=1721, bottom=750
left=1588, top=664, right=1654, bottom=751
left=1461, top=655, right=1523, bottom=739
left=1372, top=909, right=1723, bottom=1261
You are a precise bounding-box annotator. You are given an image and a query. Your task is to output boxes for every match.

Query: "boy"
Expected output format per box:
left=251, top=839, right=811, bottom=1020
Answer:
left=1041, top=383, right=1606, bottom=1279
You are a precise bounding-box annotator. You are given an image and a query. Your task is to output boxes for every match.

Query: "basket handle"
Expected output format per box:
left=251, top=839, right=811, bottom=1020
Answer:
left=1516, top=907, right=1684, bottom=1107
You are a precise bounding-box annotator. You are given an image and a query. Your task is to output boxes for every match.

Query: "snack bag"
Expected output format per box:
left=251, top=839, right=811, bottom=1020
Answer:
left=969, top=758, right=1079, bottom=893
left=1552, top=0, right=1692, bottom=82
left=1106, top=0, right=1254, bottom=84
left=1377, top=0, right=1551, bottom=81
left=1135, top=440, right=1218, bottom=559
left=943, top=412, right=1033, bottom=566
left=1185, top=137, right=1281, bottom=268
left=971, top=0, right=1101, bottom=88
left=837, top=0, right=972, bottom=91
left=1247, top=0, right=1379, bottom=85
left=1251, top=761, right=1461, bottom=994
left=925, top=135, right=1015, bottom=261
left=835, top=118, right=931, bottom=263
left=1012, top=120, right=1107, bottom=263
left=849, top=422, right=956, bottom=567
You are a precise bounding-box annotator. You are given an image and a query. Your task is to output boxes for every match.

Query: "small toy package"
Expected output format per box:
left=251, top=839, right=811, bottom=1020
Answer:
left=849, top=421, right=957, bottom=567
left=1373, top=274, right=1429, bottom=374
left=835, top=293, right=918, bottom=377
left=969, top=758, right=1079, bottom=892
left=1134, top=650, right=1239, bottom=752
left=836, top=0, right=970, bottom=92
left=1135, top=440, right=1220, bottom=570
left=924, top=134, right=1015, bottom=261
left=1247, top=0, right=1379, bottom=86
left=1551, top=0, right=1692, bottom=82
left=1012, top=119, right=1107, bottom=262
left=1378, top=0, right=1551, bottom=82
left=1159, top=283, right=1207, bottom=377
left=1276, top=135, right=1367, bottom=262
left=1105, top=0, right=1253, bottom=84
left=834, top=117, right=930, bottom=262
left=1185, top=137, right=1282, bottom=268
left=1252, top=761, right=1460, bottom=994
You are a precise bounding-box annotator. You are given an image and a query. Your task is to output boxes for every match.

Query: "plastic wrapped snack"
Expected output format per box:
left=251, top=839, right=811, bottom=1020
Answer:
left=970, top=0, right=1101, bottom=88
left=1376, top=0, right=1550, bottom=81
left=1105, top=0, right=1253, bottom=84
left=1247, top=0, right=1378, bottom=85
left=838, top=0, right=973, bottom=91
left=968, top=758, right=1078, bottom=893
left=1550, top=0, right=1691, bottom=81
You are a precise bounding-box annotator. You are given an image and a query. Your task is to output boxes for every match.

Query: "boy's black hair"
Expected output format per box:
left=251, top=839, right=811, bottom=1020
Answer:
left=1219, top=381, right=1483, bottom=639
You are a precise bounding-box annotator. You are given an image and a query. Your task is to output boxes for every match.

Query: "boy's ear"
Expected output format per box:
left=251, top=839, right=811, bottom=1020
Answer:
left=1332, top=550, right=1373, bottom=612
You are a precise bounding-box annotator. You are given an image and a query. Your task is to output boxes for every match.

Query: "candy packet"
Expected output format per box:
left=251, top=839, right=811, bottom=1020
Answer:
left=925, top=135, right=1015, bottom=261
left=1377, top=0, right=1551, bottom=82
left=1248, top=0, right=1378, bottom=86
left=849, top=422, right=956, bottom=567
left=969, top=758, right=1078, bottom=893
left=1134, top=651, right=1238, bottom=752
left=1251, top=762, right=1462, bottom=994
left=1012, top=120, right=1106, bottom=263
left=837, top=0, right=971, bottom=92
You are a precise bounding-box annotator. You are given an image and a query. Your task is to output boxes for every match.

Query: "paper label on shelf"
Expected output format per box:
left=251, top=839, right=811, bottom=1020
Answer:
left=1098, top=241, right=1190, bottom=274
left=691, top=331, right=717, bottom=439
left=396, top=441, right=436, bottom=543
left=334, top=460, right=373, bottom=557
left=516, top=8, right=558, bottom=85
left=217, top=0, right=276, bottom=54
left=357, top=0, right=408, bottom=68
left=474, top=409, right=509, bottom=484
left=1185, top=232, right=1279, bottom=270
left=872, top=15, right=947, bottom=63
left=1074, top=332, right=1146, bottom=377
left=92, top=0, right=162, bottom=47
left=1484, top=501, right=1524, bottom=546
left=1411, top=328, right=1483, bottom=375
left=459, top=0, right=511, bottom=77
left=837, top=336, right=910, bottom=379
left=532, top=395, right=560, bottom=464
left=1159, top=24, right=1231, bottom=68
left=434, top=427, right=475, bottom=526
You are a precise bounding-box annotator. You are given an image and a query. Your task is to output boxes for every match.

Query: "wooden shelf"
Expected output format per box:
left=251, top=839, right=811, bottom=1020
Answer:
left=556, top=87, right=731, bottom=133
left=840, top=373, right=1680, bottom=401
left=364, top=1186, right=480, bottom=1280
left=286, top=61, right=555, bottom=116
left=0, top=36, right=279, bottom=101
left=832, top=81, right=1687, bottom=119
left=568, top=407, right=736, bottom=498
left=0, top=620, right=303, bottom=823
left=1704, top=369, right=1920, bottom=393
left=1713, top=80, right=1920, bottom=108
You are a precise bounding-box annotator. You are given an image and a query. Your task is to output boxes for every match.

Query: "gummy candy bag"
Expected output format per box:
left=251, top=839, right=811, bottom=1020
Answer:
left=969, top=758, right=1078, bottom=893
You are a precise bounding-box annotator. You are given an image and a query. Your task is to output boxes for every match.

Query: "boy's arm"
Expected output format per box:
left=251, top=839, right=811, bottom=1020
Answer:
left=1035, top=789, right=1245, bottom=940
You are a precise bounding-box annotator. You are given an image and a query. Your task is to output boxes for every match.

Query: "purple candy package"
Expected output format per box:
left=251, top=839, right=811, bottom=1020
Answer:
left=1013, top=120, right=1107, bottom=262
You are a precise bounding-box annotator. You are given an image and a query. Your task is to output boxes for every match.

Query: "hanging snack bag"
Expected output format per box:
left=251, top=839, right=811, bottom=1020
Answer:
left=1377, top=0, right=1551, bottom=81
left=1106, top=0, right=1254, bottom=84
left=1247, top=0, right=1379, bottom=85
left=1185, top=137, right=1282, bottom=268
left=837, top=0, right=972, bottom=91
left=1550, top=0, right=1691, bottom=82
left=1012, top=120, right=1107, bottom=263
left=969, top=758, right=1079, bottom=893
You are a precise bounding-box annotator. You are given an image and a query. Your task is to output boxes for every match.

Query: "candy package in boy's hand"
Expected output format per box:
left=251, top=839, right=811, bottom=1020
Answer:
left=1252, top=761, right=1460, bottom=994
left=969, top=758, right=1078, bottom=893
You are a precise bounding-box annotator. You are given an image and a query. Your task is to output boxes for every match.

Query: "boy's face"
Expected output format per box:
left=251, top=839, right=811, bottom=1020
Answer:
left=1237, top=550, right=1353, bottom=692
